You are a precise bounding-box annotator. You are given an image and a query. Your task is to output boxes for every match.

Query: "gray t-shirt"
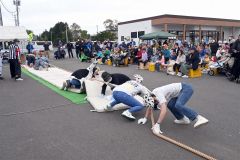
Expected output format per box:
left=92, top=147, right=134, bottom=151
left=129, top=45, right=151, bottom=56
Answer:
left=152, top=83, right=182, bottom=104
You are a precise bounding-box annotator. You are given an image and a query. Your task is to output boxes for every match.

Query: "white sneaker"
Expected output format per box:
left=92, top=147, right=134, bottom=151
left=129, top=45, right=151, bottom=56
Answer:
left=61, top=82, right=67, bottom=90
left=174, top=116, right=191, bottom=124
left=152, top=123, right=163, bottom=134
left=104, top=104, right=113, bottom=112
left=177, top=72, right=182, bottom=77
left=182, top=75, right=189, bottom=78
left=15, top=78, right=23, bottom=81
left=194, top=115, right=209, bottom=128
left=168, top=72, right=175, bottom=75
left=201, top=69, right=208, bottom=74
left=121, top=110, right=136, bottom=120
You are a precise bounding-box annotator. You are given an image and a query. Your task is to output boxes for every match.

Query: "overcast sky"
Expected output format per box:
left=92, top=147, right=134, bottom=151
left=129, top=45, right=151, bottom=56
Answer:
left=1, top=0, right=240, bottom=35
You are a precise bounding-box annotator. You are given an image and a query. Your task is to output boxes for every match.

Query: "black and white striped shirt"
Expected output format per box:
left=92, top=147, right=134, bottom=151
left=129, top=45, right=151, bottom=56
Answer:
left=9, top=44, right=20, bottom=59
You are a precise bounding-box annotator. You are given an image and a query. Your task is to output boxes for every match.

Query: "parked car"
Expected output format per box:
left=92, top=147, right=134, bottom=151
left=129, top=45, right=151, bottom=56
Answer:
left=31, top=41, right=53, bottom=52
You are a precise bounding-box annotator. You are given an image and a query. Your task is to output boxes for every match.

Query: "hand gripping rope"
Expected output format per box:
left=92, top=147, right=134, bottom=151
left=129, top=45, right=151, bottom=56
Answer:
left=150, top=110, right=217, bottom=160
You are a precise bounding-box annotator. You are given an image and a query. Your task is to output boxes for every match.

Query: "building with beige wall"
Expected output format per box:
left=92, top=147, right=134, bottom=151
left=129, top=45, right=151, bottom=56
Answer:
left=118, top=14, right=240, bottom=45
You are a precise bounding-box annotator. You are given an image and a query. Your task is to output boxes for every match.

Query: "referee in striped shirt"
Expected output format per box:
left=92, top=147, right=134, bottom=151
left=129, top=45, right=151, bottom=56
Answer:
left=9, top=39, right=23, bottom=81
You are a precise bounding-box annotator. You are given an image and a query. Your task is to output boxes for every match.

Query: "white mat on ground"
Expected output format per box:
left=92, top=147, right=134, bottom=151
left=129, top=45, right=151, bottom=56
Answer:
left=23, top=65, right=81, bottom=93
left=85, top=79, right=144, bottom=112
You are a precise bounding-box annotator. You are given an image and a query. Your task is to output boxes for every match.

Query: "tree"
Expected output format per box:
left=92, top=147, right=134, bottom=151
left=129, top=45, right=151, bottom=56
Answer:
left=40, top=22, right=73, bottom=44
left=103, top=19, right=118, bottom=31
left=80, top=30, right=90, bottom=40
left=26, top=29, right=33, bottom=35
left=70, top=23, right=81, bottom=41
left=40, top=30, right=50, bottom=41
left=26, top=29, right=36, bottom=41
left=92, top=30, right=117, bottom=42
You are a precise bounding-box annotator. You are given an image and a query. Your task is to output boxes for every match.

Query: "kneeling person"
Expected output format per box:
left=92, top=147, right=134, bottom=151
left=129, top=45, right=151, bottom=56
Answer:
left=104, top=74, right=150, bottom=120
left=101, top=72, right=131, bottom=95
left=61, top=63, right=100, bottom=93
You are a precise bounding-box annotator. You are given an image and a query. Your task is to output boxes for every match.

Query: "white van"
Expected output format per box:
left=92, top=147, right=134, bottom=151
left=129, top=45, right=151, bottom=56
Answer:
left=31, top=41, right=53, bottom=52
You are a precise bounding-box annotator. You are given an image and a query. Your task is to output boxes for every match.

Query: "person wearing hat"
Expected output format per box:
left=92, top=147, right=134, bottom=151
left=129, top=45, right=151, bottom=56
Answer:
left=104, top=74, right=150, bottom=120
left=9, top=39, right=23, bottom=81
left=61, top=62, right=100, bottom=93
left=178, top=47, right=200, bottom=78
left=138, top=83, right=209, bottom=134
left=100, top=72, right=131, bottom=95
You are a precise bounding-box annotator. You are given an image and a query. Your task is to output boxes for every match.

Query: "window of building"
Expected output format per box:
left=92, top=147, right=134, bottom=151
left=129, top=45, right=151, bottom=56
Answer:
left=121, top=36, right=124, bottom=41
left=131, top=32, right=137, bottom=38
left=168, top=30, right=183, bottom=40
left=138, top=31, right=145, bottom=37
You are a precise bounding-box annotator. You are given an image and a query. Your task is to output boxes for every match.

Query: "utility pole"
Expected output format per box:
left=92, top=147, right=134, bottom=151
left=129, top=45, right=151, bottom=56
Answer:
left=96, top=25, right=98, bottom=34
left=0, top=4, right=3, bottom=26
left=14, top=15, right=17, bottom=26
left=13, top=0, right=20, bottom=26
left=66, top=26, right=68, bottom=43
left=51, top=31, right=53, bottom=42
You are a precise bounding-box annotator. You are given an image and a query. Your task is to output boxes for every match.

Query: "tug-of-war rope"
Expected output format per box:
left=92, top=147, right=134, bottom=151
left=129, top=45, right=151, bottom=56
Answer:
left=150, top=110, right=217, bottom=160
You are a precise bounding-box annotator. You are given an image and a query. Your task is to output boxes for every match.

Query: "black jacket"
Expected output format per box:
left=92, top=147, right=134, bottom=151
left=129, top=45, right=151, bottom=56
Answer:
left=210, top=42, right=219, bottom=55
left=101, top=73, right=130, bottom=95
left=230, top=39, right=240, bottom=59
left=71, top=69, right=89, bottom=79
left=187, top=51, right=200, bottom=70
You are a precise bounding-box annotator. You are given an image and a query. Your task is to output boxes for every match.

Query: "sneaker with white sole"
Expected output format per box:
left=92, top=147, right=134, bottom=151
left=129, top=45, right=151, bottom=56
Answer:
left=65, top=80, right=71, bottom=90
left=152, top=123, right=163, bottom=134
left=61, top=81, right=67, bottom=90
left=194, top=115, right=209, bottom=128
left=104, top=104, right=113, bottom=112
left=168, top=72, right=176, bottom=76
left=174, top=116, right=191, bottom=124
left=182, top=75, right=189, bottom=78
left=15, top=78, right=23, bottom=81
left=177, top=72, right=182, bottom=77
left=121, top=110, right=136, bottom=120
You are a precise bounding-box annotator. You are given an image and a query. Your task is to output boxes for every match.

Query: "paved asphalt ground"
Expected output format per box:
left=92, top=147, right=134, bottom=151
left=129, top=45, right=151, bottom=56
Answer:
left=0, top=55, right=239, bottom=160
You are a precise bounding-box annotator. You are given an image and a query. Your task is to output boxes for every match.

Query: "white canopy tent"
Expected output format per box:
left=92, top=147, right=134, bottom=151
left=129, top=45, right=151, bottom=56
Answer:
left=0, top=26, right=28, bottom=41
left=0, top=26, right=28, bottom=52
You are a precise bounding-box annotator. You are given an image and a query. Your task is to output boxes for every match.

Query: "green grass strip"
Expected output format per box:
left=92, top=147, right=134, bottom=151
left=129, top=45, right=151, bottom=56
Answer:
left=22, top=68, right=87, bottom=104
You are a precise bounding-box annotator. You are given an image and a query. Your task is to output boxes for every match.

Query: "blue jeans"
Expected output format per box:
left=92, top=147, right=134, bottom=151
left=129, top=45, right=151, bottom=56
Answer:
left=70, top=79, right=81, bottom=89
left=167, top=83, right=198, bottom=121
left=110, top=91, right=144, bottom=113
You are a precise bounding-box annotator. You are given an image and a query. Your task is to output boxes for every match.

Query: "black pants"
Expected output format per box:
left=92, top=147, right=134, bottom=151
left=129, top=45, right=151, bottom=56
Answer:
left=173, top=63, right=181, bottom=72
left=68, top=49, right=73, bottom=58
left=165, top=57, right=170, bottom=64
left=76, top=49, right=80, bottom=58
left=9, top=59, right=21, bottom=79
left=231, top=59, right=240, bottom=79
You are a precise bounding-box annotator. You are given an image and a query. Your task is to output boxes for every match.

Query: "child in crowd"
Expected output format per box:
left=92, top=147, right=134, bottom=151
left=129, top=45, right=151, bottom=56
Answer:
left=139, top=48, right=148, bottom=68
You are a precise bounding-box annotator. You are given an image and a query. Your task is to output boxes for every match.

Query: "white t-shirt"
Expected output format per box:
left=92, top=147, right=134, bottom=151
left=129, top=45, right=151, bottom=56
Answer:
left=113, top=80, right=148, bottom=96
left=152, top=83, right=182, bottom=104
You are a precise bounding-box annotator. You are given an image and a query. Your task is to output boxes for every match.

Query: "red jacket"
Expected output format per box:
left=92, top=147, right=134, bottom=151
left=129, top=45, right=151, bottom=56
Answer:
left=136, top=50, right=142, bottom=58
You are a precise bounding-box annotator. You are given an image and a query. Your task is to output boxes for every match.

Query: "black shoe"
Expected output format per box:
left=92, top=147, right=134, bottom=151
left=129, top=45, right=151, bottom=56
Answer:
left=0, top=77, right=4, bottom=80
